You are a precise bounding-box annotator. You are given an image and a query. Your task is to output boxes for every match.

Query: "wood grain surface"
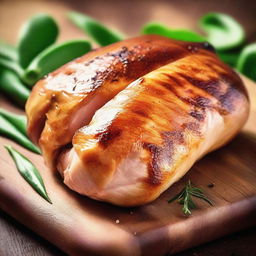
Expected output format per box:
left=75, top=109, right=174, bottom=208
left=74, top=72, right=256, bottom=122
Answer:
left=1, top=1, right=256, bottom=256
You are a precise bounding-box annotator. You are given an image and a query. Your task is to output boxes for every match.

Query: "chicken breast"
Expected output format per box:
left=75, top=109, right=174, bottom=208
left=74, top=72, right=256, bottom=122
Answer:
left=26, top=35, right=210, bottom=169
left=26, top=35, right=249, bottom=206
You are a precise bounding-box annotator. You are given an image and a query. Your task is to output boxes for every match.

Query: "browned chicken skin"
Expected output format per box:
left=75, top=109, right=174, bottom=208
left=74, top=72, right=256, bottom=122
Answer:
left=26, top=35, right=249, bottom=206
left=27, top=35, right=205, bottom=168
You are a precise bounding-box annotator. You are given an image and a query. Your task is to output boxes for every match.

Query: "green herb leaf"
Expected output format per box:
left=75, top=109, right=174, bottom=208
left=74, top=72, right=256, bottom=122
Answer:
left=17, top=13, right=59, bottom=68
left=142, top=23, right=206, bottom=42
left=0, top=57, right=24, bottom=77
left=199, top=13, right=245, bottom=51
left=0, top=115, right=40, bottom=154
left=187, top=196, right=197, bottom=210
left=237, top=43, right=256, bottom=81
left=168, top=188, right=185, bottom=203
left=182, top=193, right=192, bottom=215
left=190, top=186, right=204, bottom=193
left=0, top=108, right=27, bottom=136
left=168, top=180, right=213, bottom=216
left=217, top=50, right=240, bottom=67
left=23, top=39, right=91, bottom=86
left=5, top=145, right=51, bottom=203
left=68, top=11, right=123, bottom=46
left=0, top=40, right=17, bottom=61
left=0, top=68, right=30, bottom=107
left=190, top=191, right=213, bottom=206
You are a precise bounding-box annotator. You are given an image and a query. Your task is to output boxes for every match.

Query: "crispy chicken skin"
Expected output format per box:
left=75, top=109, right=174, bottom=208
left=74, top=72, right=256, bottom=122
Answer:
left=26, top=35, right=249, bottom=206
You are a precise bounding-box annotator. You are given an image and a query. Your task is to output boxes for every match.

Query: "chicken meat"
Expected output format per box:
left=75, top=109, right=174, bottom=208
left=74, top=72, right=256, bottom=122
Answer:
left=26, top=35, right=249, bottom=206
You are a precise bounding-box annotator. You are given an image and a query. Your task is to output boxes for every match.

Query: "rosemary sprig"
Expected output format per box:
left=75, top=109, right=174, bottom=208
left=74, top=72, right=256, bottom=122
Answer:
left=168, top=180, right=213, bottom=216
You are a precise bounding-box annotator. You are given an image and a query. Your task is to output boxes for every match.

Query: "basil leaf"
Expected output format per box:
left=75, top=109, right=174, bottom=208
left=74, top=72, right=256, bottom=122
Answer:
left=199, top=13, right=245, bottom=51
left=5, top=145, right=51, bottom=203
left=142, top=23, right=206, bottom=42
left=68, top=11, right=123, bottom=46
left=17, top=13, right=59, bottom=68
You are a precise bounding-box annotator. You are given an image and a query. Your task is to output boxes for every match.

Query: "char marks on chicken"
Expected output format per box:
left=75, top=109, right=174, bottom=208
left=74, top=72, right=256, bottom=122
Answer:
left=26, top=35, right=249, bottom=206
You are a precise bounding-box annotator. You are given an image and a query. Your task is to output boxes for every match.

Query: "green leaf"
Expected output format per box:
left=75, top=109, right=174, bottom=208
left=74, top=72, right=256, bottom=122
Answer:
left=190, top=191, right=213, bottom=206
left=0, top=108, right=27, bottom=136
left=168, top=180, right=213, bottom=216
left=0, top=115, right=40, bottom=154
left=168, top=188, right=185, bottom=203
left=217, top=50, right=240, bottom=67
left=68, top=11, right=123, bottom=46
left=0, top=67, right=30, bottom=107
left=142, top=23, right=206, bottom=42
left=17, top=13, right=59, bottom=68
left=188, top=197, right=197, bottom=210
left=0, top=40, right=17, bottom=61
left=0, top=57, right=24, bottom=77
left=237, top=43, right=256, bottom=81
left=199, top=13, right=245, bottom=51
left=190, top=187, right=204, bottom=194
left=5, top=145, right=51, bottom=203
left=23, top=39, right=92, bottom=86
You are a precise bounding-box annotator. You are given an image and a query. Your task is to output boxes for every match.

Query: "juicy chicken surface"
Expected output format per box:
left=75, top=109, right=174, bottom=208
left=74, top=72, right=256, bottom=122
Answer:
left=26, top=35, right=249, bottom=206
left=26, top=35, right=202, bottom=169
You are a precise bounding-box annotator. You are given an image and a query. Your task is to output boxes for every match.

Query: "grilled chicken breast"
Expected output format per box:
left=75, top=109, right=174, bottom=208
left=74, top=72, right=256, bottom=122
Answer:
left=27, top=35, right=202, bottom=169
left=26, top=35, right=249, bottom=206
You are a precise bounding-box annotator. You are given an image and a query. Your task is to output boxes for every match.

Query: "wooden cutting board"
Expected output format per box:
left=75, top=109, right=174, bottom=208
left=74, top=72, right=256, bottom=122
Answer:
left=0, top=75, right=255, bottom=256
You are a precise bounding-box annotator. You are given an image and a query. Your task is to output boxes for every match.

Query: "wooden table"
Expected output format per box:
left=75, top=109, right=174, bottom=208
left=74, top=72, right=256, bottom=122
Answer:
left=0, top=1, right=256, bottom=255
left=1, top=209, right=256, bottom=256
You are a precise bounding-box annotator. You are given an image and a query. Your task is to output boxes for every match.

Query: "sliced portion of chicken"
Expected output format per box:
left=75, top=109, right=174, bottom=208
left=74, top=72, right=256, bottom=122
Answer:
left=58, top=53, right=249, bottom=206
left=26, top=35, right=212, bottom=169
